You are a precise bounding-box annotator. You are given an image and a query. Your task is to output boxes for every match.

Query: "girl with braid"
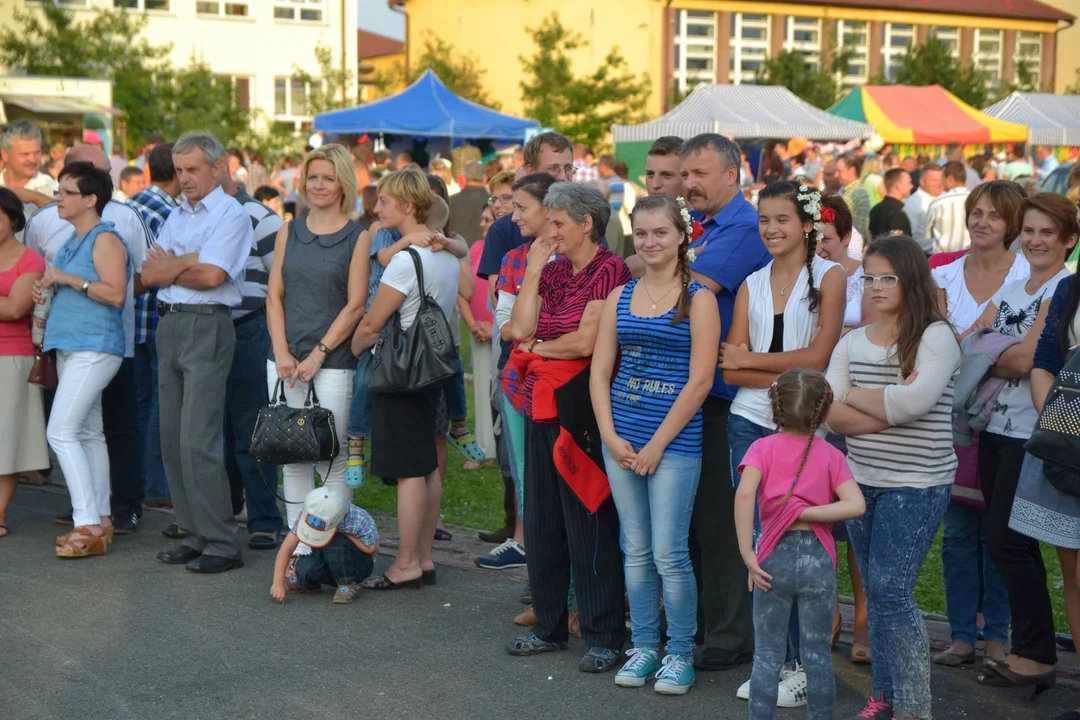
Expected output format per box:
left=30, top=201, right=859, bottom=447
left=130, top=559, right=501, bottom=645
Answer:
left=591, top=195, right=719, bottom=695
left=735, top=368, right=865, bottom=720
left=721, top=180, right=846, bottom=706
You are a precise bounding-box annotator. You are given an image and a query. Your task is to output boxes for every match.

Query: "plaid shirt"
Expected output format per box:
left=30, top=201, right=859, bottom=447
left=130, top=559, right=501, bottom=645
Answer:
left=127, top=184, right=179, bottom=344
left=496, top=241, right=532, bottom=296
left=291, top=504, right=379, bottom=549
left=573, top=161, right=599, bottom=184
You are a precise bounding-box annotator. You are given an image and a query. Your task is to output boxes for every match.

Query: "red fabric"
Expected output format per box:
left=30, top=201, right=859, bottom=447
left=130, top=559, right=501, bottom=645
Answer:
left=554, top=427, right=610, bottom=513
left=929, top=249, right=967, bottom=269
left=501, top=349, right=589, bottom=421
left=951, top=437, right=985, bottom=509
left=0, top=248, right=45, bottom=356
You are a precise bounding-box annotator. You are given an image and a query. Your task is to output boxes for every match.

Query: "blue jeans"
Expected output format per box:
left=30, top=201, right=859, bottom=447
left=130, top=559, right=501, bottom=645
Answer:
left=347, top=351, right=372, bottom=437
left=846, top=483, right=950, bottom=718
left=134, top=339, right=168, bottom=502
left=224, top=317, right=284, bottom=535
left=605, top=447, right=700, bottom=655
left=443, top=360, right=467, bottom=423
left=941, top=501, right=1011, bottom=644
left=294, top=533, right=376, bottom=587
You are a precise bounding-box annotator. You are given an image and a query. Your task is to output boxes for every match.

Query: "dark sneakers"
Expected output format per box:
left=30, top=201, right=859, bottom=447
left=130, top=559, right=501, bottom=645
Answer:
left=506, top=634, right=568, bottom=656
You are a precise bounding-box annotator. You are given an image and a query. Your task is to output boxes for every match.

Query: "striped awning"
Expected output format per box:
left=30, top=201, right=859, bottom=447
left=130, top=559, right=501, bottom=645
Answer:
left=612, top=85, right=872, bottom=143
left=1, top=94, right=118, bottom=116
left=983, top=93, right=1080, bottom=147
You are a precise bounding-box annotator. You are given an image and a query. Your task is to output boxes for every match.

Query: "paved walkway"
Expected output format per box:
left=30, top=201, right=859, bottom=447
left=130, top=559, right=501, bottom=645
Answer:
left=2, top=487, right=1078, bottom=720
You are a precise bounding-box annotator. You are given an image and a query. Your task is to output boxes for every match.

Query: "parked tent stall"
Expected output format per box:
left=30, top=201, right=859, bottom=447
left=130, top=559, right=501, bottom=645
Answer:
left=982, top=92, right=1080, bottom=163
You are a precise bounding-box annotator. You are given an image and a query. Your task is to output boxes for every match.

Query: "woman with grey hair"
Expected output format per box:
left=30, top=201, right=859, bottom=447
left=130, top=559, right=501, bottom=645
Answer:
left=504, top=182, right=632, bottom=674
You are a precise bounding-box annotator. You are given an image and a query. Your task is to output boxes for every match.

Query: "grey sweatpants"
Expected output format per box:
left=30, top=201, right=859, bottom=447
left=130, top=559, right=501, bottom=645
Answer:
left=749, top=531, right=836, bottom=720
left=157, top=310, right=241, bottom=559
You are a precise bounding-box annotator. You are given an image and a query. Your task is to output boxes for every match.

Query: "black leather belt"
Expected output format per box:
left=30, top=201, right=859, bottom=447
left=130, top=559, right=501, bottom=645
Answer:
left=233, top=305, right=266, bottom=327
left=157, top=302, right=229, bottom=317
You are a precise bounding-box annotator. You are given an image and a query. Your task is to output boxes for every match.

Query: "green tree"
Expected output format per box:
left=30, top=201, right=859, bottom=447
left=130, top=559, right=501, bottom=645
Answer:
left=519, top=13, right=651, bottom=149
left=292, top=42, right=356, bottom=116
left=893, top=36, right=990, bottom=108
left=756, top=36, right=854, bottom=110
left=0, top=4, right=172, bottom=148
left=157, top=60, right=249, bottom=146
left=1067, top=68, right=1080, bottom=95
left=375, top=33, right=499, bottom=109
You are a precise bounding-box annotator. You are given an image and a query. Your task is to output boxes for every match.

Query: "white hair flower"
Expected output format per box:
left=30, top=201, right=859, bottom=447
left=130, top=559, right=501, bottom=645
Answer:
left=796, top=188, right=825, bottom=242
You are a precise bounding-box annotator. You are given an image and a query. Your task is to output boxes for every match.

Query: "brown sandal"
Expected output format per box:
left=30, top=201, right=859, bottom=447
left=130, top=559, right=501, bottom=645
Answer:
left=851, top=644, right=871, bottom=664
left=57, top=525, right=113, bottom=547
left=56, top=532, right=108, bottom=559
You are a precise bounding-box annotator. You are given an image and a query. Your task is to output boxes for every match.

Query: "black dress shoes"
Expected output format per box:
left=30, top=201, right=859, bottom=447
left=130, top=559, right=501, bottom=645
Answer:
left=157, top=546, right=202, bottom=565
left=694, top=647, right=748, bottom=671
left=186, top=556, right=244, bottom=574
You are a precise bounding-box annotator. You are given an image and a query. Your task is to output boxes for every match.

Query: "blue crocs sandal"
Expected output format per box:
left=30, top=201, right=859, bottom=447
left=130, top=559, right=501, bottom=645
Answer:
left=579, top=647, right=623, bottom=674
left=506, top=634, right=568, bottom=656
left=345, top=456, right=366, bottom=489
left=447, top=429, right=486, bottom=463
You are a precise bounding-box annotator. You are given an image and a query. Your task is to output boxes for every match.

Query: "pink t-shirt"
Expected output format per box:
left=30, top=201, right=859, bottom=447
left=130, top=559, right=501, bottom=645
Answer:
left=0, top=247, right=46, bottom=356
left=738, top=433, right=854, bottom=569
left=468, top=240, right=493, bottom=324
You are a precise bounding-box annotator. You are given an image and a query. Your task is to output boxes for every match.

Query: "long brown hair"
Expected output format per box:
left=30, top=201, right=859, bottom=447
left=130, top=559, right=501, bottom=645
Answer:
left=758, top=181, right=821, bottom=313
left=864, top=235, right=953, bottom=377
left=769, top=368, right=833, bottom=505
left=630, top=195, right=693, bottom=324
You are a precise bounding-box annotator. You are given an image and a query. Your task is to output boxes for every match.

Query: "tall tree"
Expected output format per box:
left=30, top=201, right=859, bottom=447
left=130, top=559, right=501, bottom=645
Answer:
left=157, top=60, right=249, bottom=146
left=519, top=13, right=651, bottom=149
left=893, top=36, right=990, bottom=108
left=292, top=43, right=357, bottom=115
left=1067, top=68, right=1080, bottom=95
left=0, top=4, right=172, bottom=147
left=756, top=38, right=854, bottom=110
left=375, top=33, right=499, bottom=109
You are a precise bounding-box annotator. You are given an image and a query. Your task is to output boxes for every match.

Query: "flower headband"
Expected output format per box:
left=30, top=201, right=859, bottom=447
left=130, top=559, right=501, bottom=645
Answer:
left=675, top=196, right=704, bottom=263
left=796, top=188, right=829, bottom=242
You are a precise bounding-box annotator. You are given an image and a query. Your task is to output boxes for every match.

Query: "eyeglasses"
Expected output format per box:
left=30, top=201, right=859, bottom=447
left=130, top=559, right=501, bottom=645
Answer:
left=861, top=274, right=900, bottom=289
left=488, top=194, right=513, bottom=206
left=545, top=165, right=577, bottom=178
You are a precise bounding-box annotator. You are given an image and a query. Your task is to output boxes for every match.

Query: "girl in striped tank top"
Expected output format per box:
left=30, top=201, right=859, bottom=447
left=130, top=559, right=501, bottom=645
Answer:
left=591, top=195, right=720, bottom=695
left=825, top=235, right=961, bottom=720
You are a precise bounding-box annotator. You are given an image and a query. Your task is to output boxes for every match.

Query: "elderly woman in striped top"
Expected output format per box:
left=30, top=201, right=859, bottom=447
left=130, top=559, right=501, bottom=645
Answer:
left=825, top=235, right=960, bottom=720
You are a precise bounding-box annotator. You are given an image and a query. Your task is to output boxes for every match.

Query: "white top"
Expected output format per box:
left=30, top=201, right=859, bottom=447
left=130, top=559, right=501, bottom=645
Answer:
left=903, top=188, right=936, bottom=253
left=848, top=227, right=865, bottom=261
left=845, top=265, right=865, bottom=327
left=932, top=253, right=1031, bottom=332
left=985, top=268, right=1072, bottom=438
left=156, top=186, right=254, bottom=307
left=23, top=200, right=152, bottom=358
left=1, top=171, right=59, bottom=241
left=826, top=322, right=961, bottom=488
left=731, top=254, right=841, bottom=429
left=379, top=245, right=460, bottom=332
left=926, top=188, right=971, bottom=254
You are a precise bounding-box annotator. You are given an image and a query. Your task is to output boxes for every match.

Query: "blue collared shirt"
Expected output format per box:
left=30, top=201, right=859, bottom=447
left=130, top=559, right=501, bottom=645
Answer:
left=127, top=184, right=179, bottom=343
left=688, top=193, right=770, bottom=399
left=156, top=185, right=254, bottom=307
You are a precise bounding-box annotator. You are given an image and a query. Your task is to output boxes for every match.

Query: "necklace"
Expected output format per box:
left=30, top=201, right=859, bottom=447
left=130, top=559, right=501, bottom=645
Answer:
left=642, top=280, right=680, bottom=310
left=773, top=267, right=801, bottom=297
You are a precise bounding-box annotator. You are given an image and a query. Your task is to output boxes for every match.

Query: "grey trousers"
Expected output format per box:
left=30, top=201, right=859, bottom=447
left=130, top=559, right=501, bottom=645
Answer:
left=749, top=531, right=836, bottom=720
left=157, top=310, right=241, bottom=559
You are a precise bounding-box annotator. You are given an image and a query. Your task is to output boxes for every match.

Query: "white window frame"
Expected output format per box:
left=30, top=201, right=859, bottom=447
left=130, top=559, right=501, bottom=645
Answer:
left=273, top=0, right=327, bottom=23
left=730, top=12, right=770, bottom=85
left=114, top=0, right=171, bottom=10
left=196, top=1, right=250, bottom=18
left=837, top=20, right=869, bottom=86
left=275, top=76, right=318, bottom=120
left=882, top=23, right=914, bottom=83
left=928, top=26, right=960, bottom=59
left=1015, top=31, right=1043, bottom=81
left=672, top=10, right=717, bottom=94
left=783, top=16, right=821, bottom=72
left=973, top=29, right=1003, bottom=85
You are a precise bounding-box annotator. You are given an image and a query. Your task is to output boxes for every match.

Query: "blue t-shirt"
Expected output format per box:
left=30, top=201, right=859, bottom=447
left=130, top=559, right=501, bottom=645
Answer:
left=367, top=227, right=400, bottom=310
left=477, top=213, right=526, bottom=280
left=688, top=193, right=769, bottom=399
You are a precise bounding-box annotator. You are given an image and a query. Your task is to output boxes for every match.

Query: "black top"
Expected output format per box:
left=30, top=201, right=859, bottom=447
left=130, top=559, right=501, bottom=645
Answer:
left=769, top=313, right=784, bottom=353
left=868, top=196, right=912, bottom=241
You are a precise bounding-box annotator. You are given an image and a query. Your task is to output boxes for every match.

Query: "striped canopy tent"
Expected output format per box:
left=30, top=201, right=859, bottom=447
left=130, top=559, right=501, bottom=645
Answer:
left=983, top=92, right=1080, bottom=149
left=613, top=84, right=872, bottom=182
left=829, top=85, right=1028, bottom=157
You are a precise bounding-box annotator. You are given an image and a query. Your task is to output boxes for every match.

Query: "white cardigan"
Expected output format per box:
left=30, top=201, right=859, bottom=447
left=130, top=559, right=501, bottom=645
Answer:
left=730, top=253, right=841, bottom=429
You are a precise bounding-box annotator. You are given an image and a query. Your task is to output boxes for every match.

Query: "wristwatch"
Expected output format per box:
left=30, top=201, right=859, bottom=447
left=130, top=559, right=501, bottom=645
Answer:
left=317, top=342, right=331, bottom=356
left=79, top=279, right=91, bottom=295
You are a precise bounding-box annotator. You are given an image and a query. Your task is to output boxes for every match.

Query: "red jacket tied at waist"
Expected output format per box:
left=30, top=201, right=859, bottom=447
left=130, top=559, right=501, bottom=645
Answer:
left=501, top=349, right=589, bottom=422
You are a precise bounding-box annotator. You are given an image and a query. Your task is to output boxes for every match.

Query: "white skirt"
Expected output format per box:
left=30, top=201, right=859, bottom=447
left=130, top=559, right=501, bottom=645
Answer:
left=0, top=355, right=49, bottom=474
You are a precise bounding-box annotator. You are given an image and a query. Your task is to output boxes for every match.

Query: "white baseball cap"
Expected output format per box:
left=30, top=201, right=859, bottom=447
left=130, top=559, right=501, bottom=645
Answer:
left=296, top=488, right=347, bottom=548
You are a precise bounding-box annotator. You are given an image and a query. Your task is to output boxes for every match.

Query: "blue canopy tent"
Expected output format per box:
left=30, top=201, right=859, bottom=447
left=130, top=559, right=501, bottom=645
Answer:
left=313, top=70, right=539, bottom=142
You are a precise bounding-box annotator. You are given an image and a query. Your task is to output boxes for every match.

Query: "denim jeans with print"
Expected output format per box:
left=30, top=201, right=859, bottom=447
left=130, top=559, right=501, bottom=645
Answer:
left=846, top=483, right=950, bottom=719
left=605, top=447, right=700, bottom=655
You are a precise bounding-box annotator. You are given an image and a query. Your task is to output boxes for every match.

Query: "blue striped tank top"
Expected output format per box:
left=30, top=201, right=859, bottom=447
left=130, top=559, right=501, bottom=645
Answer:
left=610, top=279, right=705, bottom=458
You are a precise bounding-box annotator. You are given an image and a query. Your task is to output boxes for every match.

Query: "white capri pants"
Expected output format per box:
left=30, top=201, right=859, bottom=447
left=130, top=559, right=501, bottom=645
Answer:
left=49, top=350, right=122, bottom=527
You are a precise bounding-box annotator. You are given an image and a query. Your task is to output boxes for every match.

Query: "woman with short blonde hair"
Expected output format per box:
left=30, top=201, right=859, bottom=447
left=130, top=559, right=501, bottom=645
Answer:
left=298, top=144, right=359, bottom=217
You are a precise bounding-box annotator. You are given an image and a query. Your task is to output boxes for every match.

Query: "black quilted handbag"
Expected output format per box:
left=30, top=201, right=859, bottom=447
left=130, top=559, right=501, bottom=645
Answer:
left=370, top=247, right=459, bottom=394
left=251, top=379, right=339, bottom=466
left=1025, top=346, right=1080, bottom=496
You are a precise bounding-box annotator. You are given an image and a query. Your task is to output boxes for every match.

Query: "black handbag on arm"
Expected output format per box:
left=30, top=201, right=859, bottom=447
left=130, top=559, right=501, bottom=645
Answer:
left=251, top=379, right=339, bottom=466
left=370, top=247, right=459, bottom=394
left=1025, top=346, right=1080, bottom=496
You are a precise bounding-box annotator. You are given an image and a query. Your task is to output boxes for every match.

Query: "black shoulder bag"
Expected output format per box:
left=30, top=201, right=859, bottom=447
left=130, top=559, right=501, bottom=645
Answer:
left=370, top=247, right=459, bottom=394
left=251, top=379, right=340, bottom=468
left=1025, top=346, right=1080, bottom=497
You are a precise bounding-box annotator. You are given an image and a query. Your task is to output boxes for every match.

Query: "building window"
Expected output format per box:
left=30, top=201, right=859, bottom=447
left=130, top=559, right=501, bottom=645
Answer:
left=672, top=9, right=717, bottom=94
left=836, top=20, right=868, bottom=85
left=275, top=76, right=316, bottom=118
left=1016, top=31, right=1043, bottom=80
left=216, top=75, right=252, bottom=110
left=783, top=16, right=821, bottom=71
left=196, top=1, right=249, bottom=16
left=881, top=23, right=914, bottom=82
left=730, top=12, right=770, bottom=85
left=114, top=0, right=170, bottom=9
left=973, top=29, right=1003, bottom=84
left=28, top=0, right=90, bottom=6
left=275, top=78, right=288, bottom=117
left=274, top=0, right=325, bottom=22
left=928, top=26, right=960, bottom=57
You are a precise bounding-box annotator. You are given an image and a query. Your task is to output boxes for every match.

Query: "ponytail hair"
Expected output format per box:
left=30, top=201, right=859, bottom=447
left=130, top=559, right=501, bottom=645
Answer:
left=768, top=368, right=834, bottom=505
left=630, top=194, right=693, bottom=325
left=758, top=180, right=822, bottom=313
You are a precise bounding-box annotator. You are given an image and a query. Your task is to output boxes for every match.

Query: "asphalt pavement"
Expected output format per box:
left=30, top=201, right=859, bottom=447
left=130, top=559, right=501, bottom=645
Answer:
left=2, top=487, right=1078, bottom=720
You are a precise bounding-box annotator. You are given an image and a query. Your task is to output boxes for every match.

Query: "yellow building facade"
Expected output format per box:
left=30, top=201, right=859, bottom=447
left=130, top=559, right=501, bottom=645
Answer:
left=1040, top=0, right=1080, bottom=92
left=393, top=0, right=1074, bottom=119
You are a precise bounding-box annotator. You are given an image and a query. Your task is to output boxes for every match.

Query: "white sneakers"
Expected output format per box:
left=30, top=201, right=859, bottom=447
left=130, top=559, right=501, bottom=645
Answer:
left=736, top=662, right=808, bottom=708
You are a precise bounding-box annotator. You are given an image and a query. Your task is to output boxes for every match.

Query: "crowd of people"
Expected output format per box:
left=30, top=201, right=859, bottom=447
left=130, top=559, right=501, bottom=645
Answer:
left=2, top=117, right=1080, bottom=720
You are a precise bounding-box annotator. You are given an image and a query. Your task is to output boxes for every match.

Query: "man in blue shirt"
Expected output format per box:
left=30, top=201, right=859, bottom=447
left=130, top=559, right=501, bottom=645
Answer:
left=1034, top=145, right=1060, bottom=182
left=680, top=134, right=770, bottom=670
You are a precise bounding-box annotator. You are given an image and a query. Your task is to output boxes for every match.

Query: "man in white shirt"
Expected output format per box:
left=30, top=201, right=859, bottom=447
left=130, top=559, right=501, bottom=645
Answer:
left=926, top=161, right=971, bottom=254
left=23, top=144, right=153, bottom=533
left=141, top=132, right=254, bottom=573
left=904, top=164, right=944, bottom=254
left=0, top=120, right=58, bottom=236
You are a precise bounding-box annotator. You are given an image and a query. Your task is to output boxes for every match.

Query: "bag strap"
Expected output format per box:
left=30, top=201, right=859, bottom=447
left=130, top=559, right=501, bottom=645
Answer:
left=305, top=378, right=321, bottom=407
left=404, top=247, right=432, bottom=309
left=271, top=379, right=287, bottom=405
